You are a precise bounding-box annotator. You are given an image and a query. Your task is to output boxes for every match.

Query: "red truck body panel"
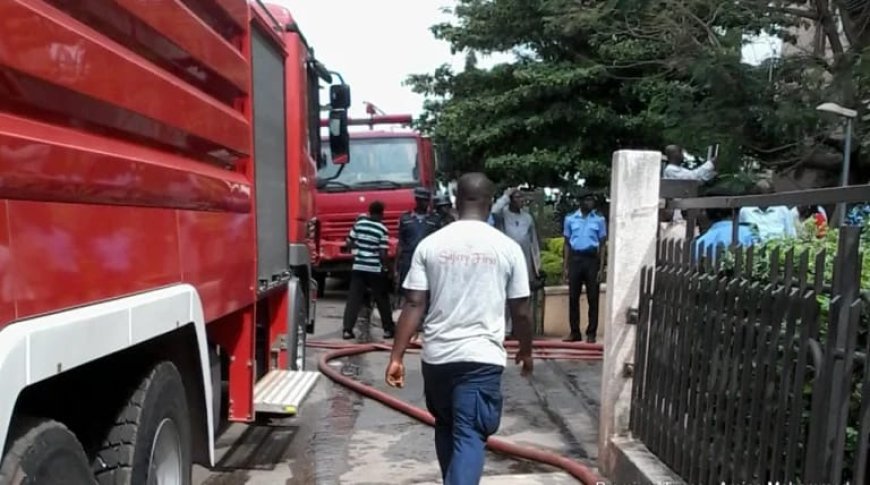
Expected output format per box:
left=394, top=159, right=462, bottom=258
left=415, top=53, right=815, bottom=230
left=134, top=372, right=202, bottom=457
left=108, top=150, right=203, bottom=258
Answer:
left=0, top=0, right=262, bottom=328
left=0, top=115, right=256, bottom=322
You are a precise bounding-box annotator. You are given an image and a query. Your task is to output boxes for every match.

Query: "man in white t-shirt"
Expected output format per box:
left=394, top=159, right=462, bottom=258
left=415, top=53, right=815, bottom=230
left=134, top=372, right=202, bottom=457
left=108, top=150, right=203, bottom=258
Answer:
left=385, top=173, right=534, bottom=484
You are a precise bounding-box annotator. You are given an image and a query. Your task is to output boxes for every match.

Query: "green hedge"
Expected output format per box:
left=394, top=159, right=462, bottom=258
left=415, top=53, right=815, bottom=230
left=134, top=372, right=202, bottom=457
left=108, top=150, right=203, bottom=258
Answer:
left=541, top=237, right=564, bottom=286
left=720, top=218, right=868, bottom=482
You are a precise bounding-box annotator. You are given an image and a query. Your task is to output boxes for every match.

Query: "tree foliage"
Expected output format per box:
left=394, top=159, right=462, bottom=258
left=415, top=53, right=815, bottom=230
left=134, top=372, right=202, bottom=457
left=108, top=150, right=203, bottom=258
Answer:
left=408, top=0, right=869, bottom=188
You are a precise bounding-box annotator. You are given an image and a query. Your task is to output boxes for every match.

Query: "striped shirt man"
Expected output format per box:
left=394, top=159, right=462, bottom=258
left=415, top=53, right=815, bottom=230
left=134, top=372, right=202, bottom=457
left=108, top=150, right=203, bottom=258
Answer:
left=343, top=201, right=395, bottom=340
left=348, top=214, right=389, bottom=273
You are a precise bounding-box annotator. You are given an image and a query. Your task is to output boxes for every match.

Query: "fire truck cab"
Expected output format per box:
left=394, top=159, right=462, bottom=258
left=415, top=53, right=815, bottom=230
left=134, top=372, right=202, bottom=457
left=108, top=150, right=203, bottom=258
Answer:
left=313, top=116, right=436, bottom=294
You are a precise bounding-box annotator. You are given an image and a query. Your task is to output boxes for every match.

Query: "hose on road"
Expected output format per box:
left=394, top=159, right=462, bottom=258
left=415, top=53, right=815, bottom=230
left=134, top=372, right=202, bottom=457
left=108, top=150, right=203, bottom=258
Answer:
left=313, top=339, right=604, bottom=485
left=308, top=340, right=603, bottom=361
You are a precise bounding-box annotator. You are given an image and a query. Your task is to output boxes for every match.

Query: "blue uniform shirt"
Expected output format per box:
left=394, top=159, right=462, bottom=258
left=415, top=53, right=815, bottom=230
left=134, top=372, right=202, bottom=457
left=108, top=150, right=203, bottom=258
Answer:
left=397, top=211, right=438, bottom=268
left=695, top=220, right=756, bottom=256
left=563, top=210, right=607, bottom=252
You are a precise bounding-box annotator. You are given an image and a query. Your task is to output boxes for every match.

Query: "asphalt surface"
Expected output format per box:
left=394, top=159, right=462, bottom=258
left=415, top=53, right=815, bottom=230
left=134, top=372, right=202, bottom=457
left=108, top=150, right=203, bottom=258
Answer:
left=194, top=285, right=601, bottom=484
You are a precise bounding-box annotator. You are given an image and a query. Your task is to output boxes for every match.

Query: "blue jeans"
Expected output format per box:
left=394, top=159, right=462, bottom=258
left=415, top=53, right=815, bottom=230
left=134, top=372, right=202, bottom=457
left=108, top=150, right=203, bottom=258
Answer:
left=422, top=361, right=504, bottom=485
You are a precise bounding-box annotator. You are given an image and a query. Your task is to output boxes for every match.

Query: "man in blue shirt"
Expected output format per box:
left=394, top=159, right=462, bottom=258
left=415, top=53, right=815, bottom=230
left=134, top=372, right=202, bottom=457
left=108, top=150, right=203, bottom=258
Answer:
left=562, top=193, right=607, bottom=343
left=695, top=207, right=756, bottom=258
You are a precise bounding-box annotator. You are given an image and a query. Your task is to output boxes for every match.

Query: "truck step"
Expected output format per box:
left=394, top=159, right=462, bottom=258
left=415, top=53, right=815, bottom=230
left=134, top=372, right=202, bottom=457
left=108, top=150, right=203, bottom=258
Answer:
left=253, top=369, right=319, bottom=416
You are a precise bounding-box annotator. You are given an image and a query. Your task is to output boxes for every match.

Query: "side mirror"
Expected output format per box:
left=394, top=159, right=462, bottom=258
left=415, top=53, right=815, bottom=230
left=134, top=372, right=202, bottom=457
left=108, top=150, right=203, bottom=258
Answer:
left=328, top=109, right=349, bottom=164
left=330, top=84, right=351, bottom=110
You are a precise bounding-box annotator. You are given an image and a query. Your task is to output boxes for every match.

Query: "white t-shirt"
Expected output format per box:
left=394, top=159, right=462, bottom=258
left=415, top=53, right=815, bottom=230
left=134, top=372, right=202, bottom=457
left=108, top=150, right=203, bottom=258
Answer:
left=403, top=219, right=530, bottom=367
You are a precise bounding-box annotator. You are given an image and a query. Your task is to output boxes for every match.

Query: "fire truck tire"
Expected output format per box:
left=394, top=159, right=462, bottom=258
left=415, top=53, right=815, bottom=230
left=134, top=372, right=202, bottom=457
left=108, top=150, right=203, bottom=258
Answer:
left=93, top=361, right=192, bottom=485
left=0, top=418, right=94, bottom=485
left=289, top=285, right=307, bottom=371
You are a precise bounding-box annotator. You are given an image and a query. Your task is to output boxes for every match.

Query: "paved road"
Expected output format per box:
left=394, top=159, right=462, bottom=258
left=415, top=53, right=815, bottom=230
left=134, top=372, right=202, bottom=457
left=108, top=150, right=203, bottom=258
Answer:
left=195, top=288, right=601, bottom=484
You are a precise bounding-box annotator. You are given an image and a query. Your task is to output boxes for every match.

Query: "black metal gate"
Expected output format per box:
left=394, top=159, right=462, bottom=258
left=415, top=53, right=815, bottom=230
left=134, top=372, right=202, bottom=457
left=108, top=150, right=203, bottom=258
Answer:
left=630, top=226, right=870, bottom=484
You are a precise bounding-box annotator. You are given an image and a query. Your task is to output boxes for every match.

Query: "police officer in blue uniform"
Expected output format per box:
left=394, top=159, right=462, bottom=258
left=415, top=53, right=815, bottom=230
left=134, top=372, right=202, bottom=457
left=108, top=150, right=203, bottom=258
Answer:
left=563, top=191, right=607, bottom=343
left=395, top=187, right=438, bottom=290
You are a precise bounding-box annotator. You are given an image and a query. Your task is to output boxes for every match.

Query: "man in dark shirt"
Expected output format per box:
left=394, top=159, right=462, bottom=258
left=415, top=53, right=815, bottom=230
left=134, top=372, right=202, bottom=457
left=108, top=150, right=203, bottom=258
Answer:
left=395, top=188, right=438, bottom=289
left=432, top=194, right=455, bottom=228
left=562, top=192, right=607, bottom=343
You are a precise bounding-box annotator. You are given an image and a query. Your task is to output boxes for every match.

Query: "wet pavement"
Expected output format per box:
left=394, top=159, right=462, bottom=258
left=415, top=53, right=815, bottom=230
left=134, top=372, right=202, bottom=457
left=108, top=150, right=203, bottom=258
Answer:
left=195, top=286, right=601, bottom=484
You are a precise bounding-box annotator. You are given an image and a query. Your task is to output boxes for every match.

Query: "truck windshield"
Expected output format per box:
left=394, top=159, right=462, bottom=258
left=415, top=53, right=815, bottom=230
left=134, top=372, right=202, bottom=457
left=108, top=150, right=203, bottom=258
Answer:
left=317, top=137, right=419, bottom=190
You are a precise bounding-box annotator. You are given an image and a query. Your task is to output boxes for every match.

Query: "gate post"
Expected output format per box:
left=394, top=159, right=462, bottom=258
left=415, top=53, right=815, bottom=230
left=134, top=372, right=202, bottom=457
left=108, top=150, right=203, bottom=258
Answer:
left=599, top=150, right=661, bottom=474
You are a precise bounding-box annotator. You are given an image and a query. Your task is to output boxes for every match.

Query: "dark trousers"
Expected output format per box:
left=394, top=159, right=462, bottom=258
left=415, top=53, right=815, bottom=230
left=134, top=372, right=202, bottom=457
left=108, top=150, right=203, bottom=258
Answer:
left=568, top=252, right=600, bottom=337
left=342, top=270, right=394, bottom=332
left=397, top=259, right=410, bottom=288
left=422, top=362, right=503, bottom=484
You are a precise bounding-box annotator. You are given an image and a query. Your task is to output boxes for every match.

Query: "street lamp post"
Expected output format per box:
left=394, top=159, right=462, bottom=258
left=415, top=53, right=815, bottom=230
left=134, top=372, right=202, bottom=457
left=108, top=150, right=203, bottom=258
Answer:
left=816, top=102, right=858, bottom=225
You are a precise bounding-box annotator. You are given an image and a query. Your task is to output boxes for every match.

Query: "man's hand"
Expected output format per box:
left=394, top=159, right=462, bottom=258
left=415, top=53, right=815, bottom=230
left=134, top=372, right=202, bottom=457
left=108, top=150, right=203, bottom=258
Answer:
left=562, top=266, right=568, bottom=284
left=385, top=359, right=405, bottom=388
left=508, top=296, right=534, bottom=377
left=515, top=352, right=533, bottom=377
left=389, top=290, right=427, bottom=388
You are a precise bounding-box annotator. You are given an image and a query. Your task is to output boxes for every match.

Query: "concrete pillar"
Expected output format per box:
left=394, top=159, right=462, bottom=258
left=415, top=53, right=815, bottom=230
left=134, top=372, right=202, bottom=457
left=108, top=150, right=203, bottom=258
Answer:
left=599, top=150, right=661, bottom=475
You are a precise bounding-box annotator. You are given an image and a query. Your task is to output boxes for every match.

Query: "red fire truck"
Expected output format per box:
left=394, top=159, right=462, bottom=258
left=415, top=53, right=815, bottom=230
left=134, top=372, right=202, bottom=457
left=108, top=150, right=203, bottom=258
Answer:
left=0, top=1, right=349, bottom=483
left=313, top=115, right=436, bottom=295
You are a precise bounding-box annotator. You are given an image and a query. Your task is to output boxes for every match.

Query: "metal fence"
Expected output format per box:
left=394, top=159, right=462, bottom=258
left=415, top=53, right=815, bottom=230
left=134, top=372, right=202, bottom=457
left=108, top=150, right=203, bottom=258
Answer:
left=630, top=189, right=870, bottom=485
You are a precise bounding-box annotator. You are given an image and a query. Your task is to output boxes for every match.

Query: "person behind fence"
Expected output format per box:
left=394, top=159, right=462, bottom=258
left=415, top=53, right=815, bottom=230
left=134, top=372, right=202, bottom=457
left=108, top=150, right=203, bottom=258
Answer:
left=846, top=202, right=870, bottom=227
left=342, top=201, right=395, bottom=340
left=695, top=206, right=757, bottom=258
left=661, top=145, right=718, bottom=231
left=662, top=144, right=718, bottom=182
left=798, top=205, right=828, bottom=238
left=738, top=183, right=799, bottom=242
left=491, top=187, right=542, bottom=338
left=659, top=202, right=688, bottom=241
left=385, top=172, right=534, bottom=485
left=562, top=191, right=606, bottom=344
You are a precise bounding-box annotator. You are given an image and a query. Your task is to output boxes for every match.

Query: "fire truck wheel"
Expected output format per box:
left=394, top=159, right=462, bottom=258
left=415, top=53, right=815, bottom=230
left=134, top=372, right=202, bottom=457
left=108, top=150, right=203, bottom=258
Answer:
left=0, top=418, right=94, bottom=485
left=93, top=361, right=191, bottom=485
left=289, top=286, right=307, bottom=371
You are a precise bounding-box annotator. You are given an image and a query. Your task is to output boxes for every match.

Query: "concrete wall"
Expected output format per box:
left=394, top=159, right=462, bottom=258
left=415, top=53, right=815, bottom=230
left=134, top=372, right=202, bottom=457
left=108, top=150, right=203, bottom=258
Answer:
left=599, top=150, right=661, bottom=478
left=609, top=437, right=685, bottom=485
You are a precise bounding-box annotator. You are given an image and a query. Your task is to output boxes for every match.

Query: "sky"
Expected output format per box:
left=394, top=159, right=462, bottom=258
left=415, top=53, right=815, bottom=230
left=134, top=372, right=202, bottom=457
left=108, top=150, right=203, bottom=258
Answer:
left=276, top=1, right=780, bottom=118
left=274, top=0, right=511, bottom=119
left=742, top=32, right=782, bottom=66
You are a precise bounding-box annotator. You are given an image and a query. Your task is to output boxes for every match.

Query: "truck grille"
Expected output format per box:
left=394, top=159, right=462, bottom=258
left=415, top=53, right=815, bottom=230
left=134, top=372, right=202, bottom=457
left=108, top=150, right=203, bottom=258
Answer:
left=320, top=214, right=400, bottom=240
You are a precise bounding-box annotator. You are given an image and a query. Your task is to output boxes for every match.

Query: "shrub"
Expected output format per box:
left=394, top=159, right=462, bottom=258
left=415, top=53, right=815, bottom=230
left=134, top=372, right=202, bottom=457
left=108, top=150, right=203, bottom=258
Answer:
left=546, top=236, right=564, bottom=255
left=719, top=217, right=868, bottom=482
left=540, top=237, right=564, bottom=286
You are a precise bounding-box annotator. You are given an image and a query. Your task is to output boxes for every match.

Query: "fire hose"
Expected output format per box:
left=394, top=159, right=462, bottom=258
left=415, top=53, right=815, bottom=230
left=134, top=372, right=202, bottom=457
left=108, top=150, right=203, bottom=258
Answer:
left=312, top=338, right=605, bottom=484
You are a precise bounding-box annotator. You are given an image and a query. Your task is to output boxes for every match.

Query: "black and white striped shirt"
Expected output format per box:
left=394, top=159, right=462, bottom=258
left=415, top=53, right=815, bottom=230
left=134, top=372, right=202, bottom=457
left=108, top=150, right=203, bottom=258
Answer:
left=348, top=216, right=389, bottom=272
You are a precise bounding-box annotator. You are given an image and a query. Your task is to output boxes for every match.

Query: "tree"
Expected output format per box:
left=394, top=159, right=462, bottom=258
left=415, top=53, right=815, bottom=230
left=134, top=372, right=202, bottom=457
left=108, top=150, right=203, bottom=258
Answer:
left=408, top=0, right=669, bottom=187
left=408, top=0, right=862, bottom=189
